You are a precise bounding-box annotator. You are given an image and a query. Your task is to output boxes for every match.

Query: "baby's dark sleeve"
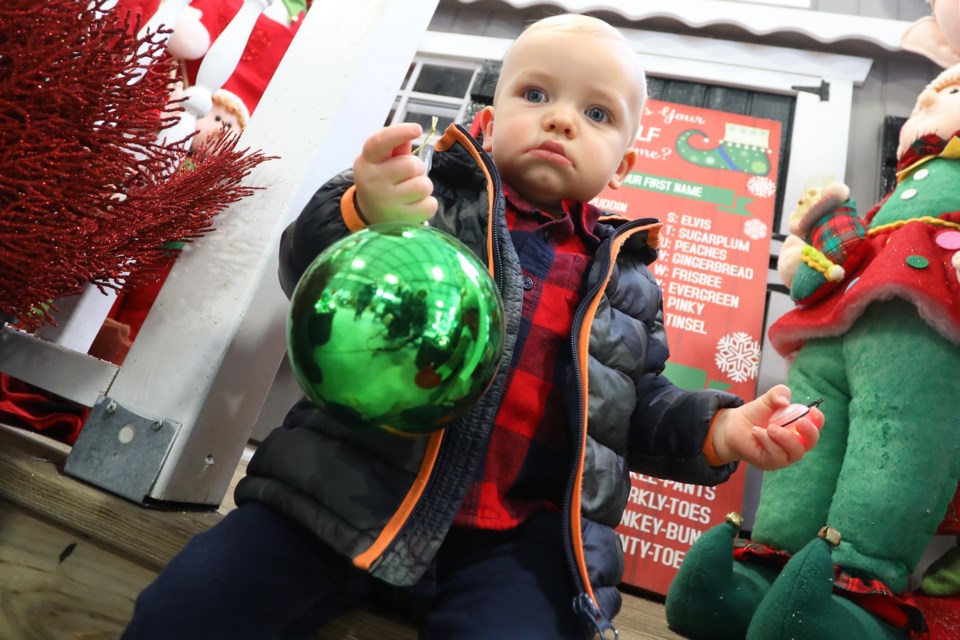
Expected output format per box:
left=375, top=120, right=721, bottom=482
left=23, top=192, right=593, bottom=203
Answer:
left=278, top=169, right=358, bottom=298
left=626, top=381, right=742, bottom=486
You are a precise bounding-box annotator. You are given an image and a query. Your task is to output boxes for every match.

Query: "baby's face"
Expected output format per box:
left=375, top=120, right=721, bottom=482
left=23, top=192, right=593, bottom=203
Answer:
left=482, top=30, right=643, bottom=212
left=898, top=80, right=960, bottom=158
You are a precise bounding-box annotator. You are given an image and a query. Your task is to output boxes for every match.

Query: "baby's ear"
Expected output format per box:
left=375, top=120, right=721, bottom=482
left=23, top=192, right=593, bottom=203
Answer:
left=608, top=147, right=638, bottom=189
left=479, top=106, right=495, bottom=152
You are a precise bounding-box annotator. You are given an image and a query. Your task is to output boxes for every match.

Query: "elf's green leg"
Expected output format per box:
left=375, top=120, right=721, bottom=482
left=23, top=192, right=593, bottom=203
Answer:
left=665, top=514, right=779, bottom=639
left=746, top=529, right=905, bottom=640
left=749, top=301, right=960, bottom=640
left=827, top=299, right=960, bottom=593
left=751, top=335, right=850, bottom=554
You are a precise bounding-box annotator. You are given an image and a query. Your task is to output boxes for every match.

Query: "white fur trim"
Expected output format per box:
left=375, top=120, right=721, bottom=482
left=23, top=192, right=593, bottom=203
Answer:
left=772, top=284, right=960, bottom=357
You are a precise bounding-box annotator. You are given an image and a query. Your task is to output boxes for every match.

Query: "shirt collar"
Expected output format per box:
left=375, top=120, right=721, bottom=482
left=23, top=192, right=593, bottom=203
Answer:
left=896, top=130, right=960, bottom=180
left=502, top=182, right=602, bottom=248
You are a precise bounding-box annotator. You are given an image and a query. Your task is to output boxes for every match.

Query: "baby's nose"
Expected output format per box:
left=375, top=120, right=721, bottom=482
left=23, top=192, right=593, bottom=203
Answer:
left=545, top=107, right=576, bottom=134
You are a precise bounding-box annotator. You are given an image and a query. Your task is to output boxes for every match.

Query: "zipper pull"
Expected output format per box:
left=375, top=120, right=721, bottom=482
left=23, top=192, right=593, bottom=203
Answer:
left=573, top=592, right=619, bottom=639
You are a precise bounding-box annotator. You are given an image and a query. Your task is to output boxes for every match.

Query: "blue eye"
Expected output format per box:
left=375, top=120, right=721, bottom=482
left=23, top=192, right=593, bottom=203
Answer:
left=523, top=88, right=547, bottom=103
left=586, top=106, right=608, bottom=123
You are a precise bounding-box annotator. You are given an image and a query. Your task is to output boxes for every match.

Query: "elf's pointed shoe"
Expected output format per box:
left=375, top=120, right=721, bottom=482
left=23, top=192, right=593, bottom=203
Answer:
left=746, top=527, right=907, bottom=640
left=665, top=513, right=779, bottom=639
left=789, top=259, right=842, bottom=303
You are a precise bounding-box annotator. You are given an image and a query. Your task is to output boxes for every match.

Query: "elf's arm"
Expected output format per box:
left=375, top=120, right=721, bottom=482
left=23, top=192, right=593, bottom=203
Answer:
left=779, top=182, right=868, bottom=304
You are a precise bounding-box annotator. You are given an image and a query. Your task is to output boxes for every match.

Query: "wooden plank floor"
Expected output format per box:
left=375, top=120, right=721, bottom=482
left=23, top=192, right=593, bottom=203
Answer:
left=0, top=423, right=683, bottom=639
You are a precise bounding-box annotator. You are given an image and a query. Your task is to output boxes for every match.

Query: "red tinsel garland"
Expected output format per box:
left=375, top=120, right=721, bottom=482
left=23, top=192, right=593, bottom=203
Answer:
left=0, top=0, right=271, bottom=329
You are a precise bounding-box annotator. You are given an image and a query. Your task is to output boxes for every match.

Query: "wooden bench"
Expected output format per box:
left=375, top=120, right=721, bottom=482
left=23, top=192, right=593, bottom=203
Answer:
left=0, top=423, right=681, bottom=639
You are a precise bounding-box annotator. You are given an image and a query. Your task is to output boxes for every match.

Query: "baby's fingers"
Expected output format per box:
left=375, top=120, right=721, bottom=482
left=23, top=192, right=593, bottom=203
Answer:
left=388, top=195, right=438, bottom=225
left=792, top=416, right=822, bottom=452
left=764, top=424, right=807, bottom=464
left=362, top=123, right=424, bottom=164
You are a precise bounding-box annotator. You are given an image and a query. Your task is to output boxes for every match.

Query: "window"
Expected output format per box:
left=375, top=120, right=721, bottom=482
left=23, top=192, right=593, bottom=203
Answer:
left=386, top=57, right=479, bottom=145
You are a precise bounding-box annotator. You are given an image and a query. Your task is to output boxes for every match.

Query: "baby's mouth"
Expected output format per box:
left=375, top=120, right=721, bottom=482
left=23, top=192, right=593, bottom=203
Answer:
left=529, top=141, right=573, bottom=167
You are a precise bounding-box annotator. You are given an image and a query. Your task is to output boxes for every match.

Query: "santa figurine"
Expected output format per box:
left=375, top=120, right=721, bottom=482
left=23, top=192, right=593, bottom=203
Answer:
left=115, top=0, right=308, bottom=114
left=89, top=87, right=251, bottom=364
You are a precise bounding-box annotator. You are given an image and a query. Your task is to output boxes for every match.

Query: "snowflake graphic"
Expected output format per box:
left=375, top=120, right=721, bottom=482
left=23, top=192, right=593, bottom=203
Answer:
left=743, top=218, right=768, bottom=241
left=747, top=175, right=776, bottom=198
left=715, top=332, right=761, bottom=383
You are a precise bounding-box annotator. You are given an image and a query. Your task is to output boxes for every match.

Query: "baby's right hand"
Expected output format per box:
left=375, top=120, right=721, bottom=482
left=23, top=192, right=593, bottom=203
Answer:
left=353, top=123, right=438, bottom=225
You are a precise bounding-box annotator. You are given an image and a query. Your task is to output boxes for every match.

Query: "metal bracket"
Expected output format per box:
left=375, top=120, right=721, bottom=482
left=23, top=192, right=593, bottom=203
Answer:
left=64, top=396, right=181, bottom=504
left=791, top=80, right=830, bottom=101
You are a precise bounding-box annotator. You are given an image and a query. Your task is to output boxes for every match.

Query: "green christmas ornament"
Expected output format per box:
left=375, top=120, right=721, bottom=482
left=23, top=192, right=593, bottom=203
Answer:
left=286, top=222, right=505, bottom=435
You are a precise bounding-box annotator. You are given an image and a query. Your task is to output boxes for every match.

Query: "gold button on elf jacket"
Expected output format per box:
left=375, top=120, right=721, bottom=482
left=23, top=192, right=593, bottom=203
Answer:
left=818, top=526, right=842, bottom=547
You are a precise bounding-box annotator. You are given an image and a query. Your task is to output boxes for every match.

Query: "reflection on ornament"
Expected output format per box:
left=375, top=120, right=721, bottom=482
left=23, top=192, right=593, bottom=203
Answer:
left=287, top=223, right=505, bottom=435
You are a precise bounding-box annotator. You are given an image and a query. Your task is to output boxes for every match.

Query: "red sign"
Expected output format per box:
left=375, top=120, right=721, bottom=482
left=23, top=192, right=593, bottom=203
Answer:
left=592, top=99, right=781, bottom=595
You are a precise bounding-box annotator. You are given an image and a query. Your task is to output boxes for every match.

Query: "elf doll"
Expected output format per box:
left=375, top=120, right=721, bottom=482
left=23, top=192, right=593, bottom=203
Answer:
left=664, top=64, right=960, bottom=640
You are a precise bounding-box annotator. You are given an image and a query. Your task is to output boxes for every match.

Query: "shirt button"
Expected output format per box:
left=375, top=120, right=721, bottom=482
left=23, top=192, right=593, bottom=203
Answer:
left=543, top=230, right=552, bottom=243
left=913, top=168, right=929, bottom=180
left=900, top=188, right=918, bottom=200
left=522, top=276, right=534, bottom=291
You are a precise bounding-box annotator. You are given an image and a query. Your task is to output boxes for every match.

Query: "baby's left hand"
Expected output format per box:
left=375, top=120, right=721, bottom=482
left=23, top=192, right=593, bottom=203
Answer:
left=711, top=384, right=823, bottom=471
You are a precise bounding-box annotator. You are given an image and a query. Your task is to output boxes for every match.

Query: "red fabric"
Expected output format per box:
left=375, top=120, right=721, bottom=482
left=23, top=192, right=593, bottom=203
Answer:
left=453, top=184, right=601, bottom=530
left=0, top=374, right=89, bottom=445
left=769, top=219, right=960, bottom=357
left=733, top=538, right=794, bottom=569
left=896, top=133, right=954, bottom=175
left=912, top=594, right=960, bottom=640
left=938, top=492, right=960, bottom=535
left=834, top=572, right=929, bottom=639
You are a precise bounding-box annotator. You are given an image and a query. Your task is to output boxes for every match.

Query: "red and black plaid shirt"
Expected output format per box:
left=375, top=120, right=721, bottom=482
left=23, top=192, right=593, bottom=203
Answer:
left=453, top=184, right=603, bottom=530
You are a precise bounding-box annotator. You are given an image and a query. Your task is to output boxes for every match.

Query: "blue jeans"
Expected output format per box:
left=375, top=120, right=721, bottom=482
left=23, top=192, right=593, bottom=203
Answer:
left=123, top=502, right=586, bottom=639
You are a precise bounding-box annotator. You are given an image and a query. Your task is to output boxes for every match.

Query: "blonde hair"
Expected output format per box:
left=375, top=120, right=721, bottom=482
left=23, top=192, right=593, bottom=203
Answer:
left=909, top=63, right=960, bottom=117
left=211, top=89, right=251, bottom=130
left=925, top=63, right=960, bottom=94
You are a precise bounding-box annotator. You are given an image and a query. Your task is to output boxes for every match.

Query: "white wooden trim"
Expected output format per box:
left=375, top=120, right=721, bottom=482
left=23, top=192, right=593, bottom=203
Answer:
left=783, top=87, right=852, bottom=233
left=418, top=29, right=872, bottom=86
left=736, top=0, right=810, bottom=8
left=453, top=0, right=913, bottom=51
left=417, top=31, right=512, bottom=61
left=0, top=327, right=119, bottom=407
